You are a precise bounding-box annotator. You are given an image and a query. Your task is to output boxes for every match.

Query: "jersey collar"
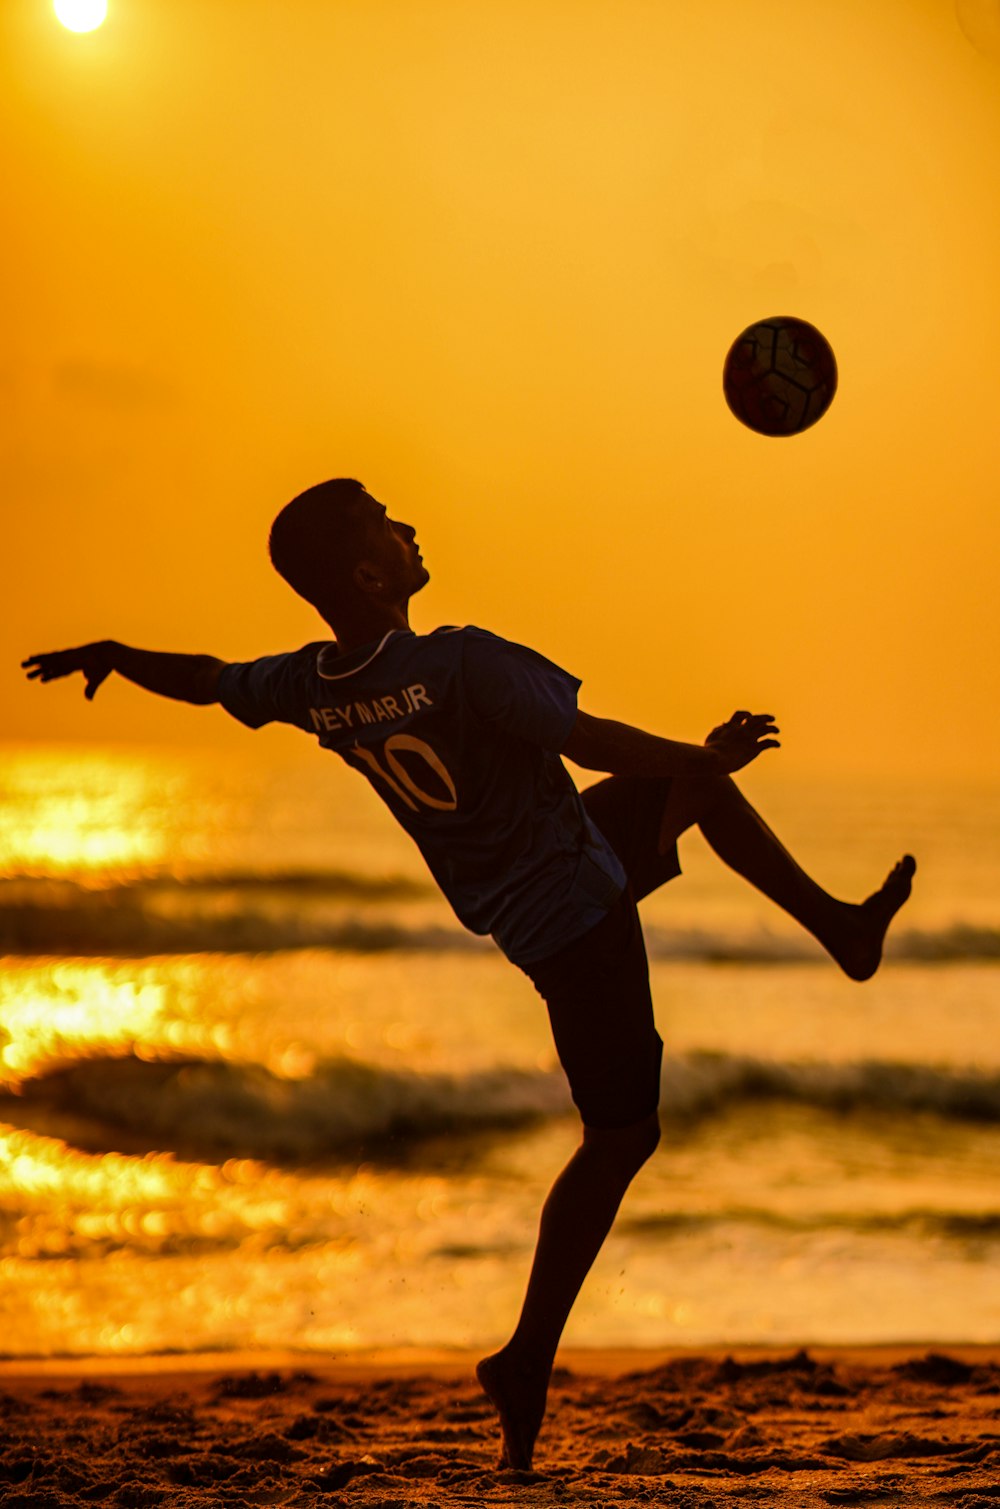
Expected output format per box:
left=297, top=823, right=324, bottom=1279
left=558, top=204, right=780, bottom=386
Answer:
left=316, top=628, right=413, bottom=681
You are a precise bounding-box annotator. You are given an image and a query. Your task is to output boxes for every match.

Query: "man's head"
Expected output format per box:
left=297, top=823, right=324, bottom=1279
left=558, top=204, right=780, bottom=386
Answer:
left=268, top=479, right=428, bottom=627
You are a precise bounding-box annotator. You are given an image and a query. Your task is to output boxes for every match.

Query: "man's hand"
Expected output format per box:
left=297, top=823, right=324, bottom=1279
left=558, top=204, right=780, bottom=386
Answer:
left=22, top=641, right=117, bottom=702
left=705, top=710, right=780, bottom=772
left=22, top=642, right=225, bottom=705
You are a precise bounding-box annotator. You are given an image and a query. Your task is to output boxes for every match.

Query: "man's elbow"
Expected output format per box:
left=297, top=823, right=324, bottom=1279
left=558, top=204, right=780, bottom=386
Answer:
left=561, top=710, right=607, bottom=770
left=191, top=657, right=227, bottom=705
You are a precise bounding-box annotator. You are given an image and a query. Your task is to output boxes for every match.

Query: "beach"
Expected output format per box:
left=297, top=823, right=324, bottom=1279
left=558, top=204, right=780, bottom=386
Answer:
left=1, top=1346, right=998, bottom=1505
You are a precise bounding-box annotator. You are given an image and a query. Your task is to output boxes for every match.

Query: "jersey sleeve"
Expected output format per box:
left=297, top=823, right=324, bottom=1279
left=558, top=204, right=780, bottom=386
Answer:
left=217, top=646, right=319, bottom=730
left=460, top=628, right=581, bottom=751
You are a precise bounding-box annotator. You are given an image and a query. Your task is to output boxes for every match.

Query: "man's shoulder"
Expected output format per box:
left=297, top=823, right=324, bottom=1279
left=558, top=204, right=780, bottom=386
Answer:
left=412, top=624, right=500, bottom=654
left=421, top=625, right=533, bottom=672
left=427, top=624, right=508, bottom=649
left=260, top=641, right=330, bottom=674
left=222, top=641, right=328, bottom=676
left=217, top=642, right=330, bottom=729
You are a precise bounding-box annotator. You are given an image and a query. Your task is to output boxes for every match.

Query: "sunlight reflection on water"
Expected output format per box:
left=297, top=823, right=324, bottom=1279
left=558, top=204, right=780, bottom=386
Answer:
left=0, top=746, right=201, bottom=877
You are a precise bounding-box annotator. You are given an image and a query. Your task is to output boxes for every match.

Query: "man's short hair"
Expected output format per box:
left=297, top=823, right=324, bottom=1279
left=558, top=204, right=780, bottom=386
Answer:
left=268, top=477, right=370, bottom=608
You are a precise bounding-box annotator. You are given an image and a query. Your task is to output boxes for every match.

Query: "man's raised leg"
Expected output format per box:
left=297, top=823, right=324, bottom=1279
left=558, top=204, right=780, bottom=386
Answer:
left=659, top=774, right=915, bottom=979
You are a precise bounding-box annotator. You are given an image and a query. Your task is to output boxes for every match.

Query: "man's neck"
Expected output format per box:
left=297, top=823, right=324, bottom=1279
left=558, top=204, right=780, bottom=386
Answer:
left=323, top=602, right=412, bottom=656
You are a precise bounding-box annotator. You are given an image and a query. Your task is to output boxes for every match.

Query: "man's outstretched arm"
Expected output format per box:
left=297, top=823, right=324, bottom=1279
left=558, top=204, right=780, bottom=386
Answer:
left=21, top=641, right=226, bottom=705
left=562, top=708, right=780, bottom=777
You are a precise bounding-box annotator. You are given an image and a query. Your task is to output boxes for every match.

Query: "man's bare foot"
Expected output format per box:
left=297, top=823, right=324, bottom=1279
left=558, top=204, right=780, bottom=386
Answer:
left=827, top=854, right=916, bottom=981
left=475, top=1345, right=551, bottom=1471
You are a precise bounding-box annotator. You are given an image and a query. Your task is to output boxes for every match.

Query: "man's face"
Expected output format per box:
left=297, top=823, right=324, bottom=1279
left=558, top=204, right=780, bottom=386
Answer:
left=355, top=491, right=430, bottom=600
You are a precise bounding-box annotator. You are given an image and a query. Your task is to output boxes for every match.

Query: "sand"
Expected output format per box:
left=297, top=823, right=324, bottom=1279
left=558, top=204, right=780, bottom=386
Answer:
left=0, top=1345, right=998, bottom=1506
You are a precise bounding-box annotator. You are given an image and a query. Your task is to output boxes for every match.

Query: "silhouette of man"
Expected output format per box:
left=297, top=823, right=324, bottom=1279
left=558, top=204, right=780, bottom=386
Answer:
left=22, top=478, right=915, bottom=1469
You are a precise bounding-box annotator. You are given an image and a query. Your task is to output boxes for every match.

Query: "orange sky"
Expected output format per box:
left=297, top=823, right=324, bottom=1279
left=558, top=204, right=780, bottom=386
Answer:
left=4, top=0, right=999, bottom=777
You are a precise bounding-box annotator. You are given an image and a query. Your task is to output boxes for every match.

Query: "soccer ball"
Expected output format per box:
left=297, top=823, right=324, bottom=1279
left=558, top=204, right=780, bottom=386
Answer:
left=722, top=315, right=838, bottom=437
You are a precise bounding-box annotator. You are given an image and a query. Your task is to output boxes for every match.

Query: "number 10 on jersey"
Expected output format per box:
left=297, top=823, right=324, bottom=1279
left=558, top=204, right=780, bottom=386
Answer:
left=352, top=734, right=458, bottom=812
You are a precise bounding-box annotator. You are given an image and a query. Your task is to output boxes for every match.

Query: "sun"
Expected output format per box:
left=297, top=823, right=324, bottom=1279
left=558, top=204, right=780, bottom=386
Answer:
left=54, top=0, right=108, bottom=33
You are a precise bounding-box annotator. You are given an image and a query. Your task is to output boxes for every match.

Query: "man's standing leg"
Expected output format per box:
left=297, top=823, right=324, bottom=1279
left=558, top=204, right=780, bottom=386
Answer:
left=476, top=1110, right=659, bottom=1469
left=477, top=890, right=662, bottom=1470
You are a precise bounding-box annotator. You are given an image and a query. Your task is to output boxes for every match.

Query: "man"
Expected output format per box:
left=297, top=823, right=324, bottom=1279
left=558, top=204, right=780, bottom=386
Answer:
left=23, top=477, right=915, bottom=1470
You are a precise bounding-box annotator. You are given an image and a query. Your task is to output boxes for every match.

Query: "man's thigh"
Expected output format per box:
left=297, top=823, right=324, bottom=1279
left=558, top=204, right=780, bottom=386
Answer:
left=582, top=775, right=683, bottom=902
left=521, top=889, right=662, bottom=1130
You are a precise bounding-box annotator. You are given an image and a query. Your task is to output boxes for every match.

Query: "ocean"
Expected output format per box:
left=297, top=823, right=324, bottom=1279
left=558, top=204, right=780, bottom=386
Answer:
left=1, top=740, right=998, bottom=1359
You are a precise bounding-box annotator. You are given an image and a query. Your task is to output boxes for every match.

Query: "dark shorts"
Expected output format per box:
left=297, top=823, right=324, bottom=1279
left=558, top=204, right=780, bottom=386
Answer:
left=518, top=775, right=684, bottom=1131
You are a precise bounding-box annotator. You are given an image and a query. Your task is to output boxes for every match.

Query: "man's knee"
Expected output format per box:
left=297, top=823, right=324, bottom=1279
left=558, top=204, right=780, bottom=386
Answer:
left=680, top=769, right=738, bottom=806
left=658, top=770, right=737, bottom=846
left=582, top=1111, right=661, bottom=1171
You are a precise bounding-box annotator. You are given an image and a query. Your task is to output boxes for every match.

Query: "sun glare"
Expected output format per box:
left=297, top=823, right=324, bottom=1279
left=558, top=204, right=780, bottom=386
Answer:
left=54, top=0, right=108, bottom=33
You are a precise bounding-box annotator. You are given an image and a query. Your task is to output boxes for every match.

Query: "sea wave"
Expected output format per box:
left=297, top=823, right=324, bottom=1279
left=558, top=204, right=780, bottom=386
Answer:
left=619, top=1207, right=1000, bottom=1243
left=644, top=922, right=1000, bottom=965
left=0, top=873, right=455, bottom=956
left=0, top=869, right=427, bottom=902
left=2, top=876, right=1000, bottom=961
left=1, top=1049, right=999, bottom=1165
left=663, top=1050, right=1000, bottom=1124
left=0, top=1052, right=571, bottom=1162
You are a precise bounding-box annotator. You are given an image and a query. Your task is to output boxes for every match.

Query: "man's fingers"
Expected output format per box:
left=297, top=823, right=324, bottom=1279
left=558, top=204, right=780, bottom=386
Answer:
left=736, top=713, right=780, bottom=737
left=720, top=711, right=777, bottom=732
left=23, top=648, right=105, bottom=692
